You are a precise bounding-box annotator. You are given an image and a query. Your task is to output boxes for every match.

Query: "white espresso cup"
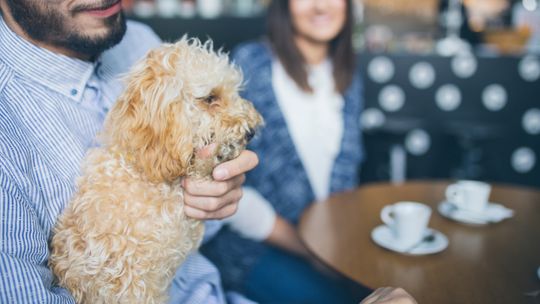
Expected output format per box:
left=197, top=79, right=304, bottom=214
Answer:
left=445, top=180, right=491, bottom=213
left=380, top=201, right=432, bottom=249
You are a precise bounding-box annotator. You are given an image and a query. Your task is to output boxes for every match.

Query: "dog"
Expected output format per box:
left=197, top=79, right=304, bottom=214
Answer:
left=49, top=37, right=263, bottom=304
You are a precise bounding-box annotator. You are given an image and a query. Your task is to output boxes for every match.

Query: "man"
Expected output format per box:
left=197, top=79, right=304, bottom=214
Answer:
left=0, top=1, right=417, bottom=303
left=0, top=0, right=258, bottom=302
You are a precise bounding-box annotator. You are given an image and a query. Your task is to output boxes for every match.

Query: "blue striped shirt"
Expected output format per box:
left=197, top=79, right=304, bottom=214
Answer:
left=0, top=16, right=243, bottom=304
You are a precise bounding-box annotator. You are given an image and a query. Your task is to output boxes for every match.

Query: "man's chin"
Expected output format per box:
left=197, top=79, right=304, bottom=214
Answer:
left=74, top=12, right=124, bottom=37
left=5, top=0, right=127, bottom=59
left=62, top=16, right=127, bottom=59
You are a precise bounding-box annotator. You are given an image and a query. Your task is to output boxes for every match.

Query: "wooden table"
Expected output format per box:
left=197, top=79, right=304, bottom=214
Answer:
left=299, top=181, right=540, bottom=304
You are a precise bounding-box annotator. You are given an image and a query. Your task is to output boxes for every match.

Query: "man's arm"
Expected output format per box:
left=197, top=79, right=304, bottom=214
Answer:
left=0, top=170, right=74, bottom=303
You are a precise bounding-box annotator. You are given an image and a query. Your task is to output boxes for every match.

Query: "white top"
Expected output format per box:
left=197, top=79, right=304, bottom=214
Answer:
left=273, top=59, right=344, bottom=200
left=226, top=59, right=344, bottom=241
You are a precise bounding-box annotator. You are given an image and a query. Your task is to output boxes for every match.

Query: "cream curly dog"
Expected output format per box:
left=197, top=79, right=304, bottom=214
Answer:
left=49, top=37, right=263, bottom=304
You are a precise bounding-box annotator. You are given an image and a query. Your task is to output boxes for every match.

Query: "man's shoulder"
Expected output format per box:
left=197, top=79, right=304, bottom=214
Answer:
left=124, top=20, right=162, bottom=50
left=100, top=20, right=162, bottom=75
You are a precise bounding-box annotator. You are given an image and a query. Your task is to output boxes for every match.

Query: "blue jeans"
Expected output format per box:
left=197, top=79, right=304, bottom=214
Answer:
left=242, top=248, right=371, bottom=304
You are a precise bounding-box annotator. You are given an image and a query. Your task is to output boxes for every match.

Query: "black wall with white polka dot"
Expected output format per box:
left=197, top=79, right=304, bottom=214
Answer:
left=359, top=53, right=540, bottom=188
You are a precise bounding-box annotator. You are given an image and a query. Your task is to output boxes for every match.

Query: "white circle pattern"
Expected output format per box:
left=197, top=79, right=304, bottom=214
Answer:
left=523, top=108, right=540, bottom=135
left=518, top=55, right=540, bottom=82
left=371, top=56, right=538, bottom=180
left=435, top=84, right=462, bottom=111
left=409, top=62, right=436, bottom=89
left=379, top=85, right=405, bottom=112
left=482, top=84, right=507, bottom=111
left=405, top=129, right=431, bottom=156
left=368, top=56, right=395, bottom=83
left=511, top=147, right=536, bottom=173
left=361, top=108, right=386, bottom=130
left=451, top=55, right=477, bottom=78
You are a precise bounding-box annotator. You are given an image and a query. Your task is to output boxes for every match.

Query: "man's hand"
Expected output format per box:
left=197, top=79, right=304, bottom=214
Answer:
left=182, top=148, right=258, bottom=220
left=360, top=287, right=417, bottom=304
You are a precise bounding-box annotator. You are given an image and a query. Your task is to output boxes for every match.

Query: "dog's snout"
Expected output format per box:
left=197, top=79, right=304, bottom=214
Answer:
left=245, top=129, right=256, bottom=142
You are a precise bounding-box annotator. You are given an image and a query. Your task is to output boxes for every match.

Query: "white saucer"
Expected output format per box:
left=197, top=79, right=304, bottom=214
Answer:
left=371, top=225, right=448, bottom=255
left=438, top=201, right=514, bottom=225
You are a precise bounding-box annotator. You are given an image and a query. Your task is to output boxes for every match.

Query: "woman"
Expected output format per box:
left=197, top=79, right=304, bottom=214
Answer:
left=202, top=0, right=366, bottom=302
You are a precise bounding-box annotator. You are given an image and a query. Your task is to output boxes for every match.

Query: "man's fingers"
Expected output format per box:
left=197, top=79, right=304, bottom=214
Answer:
left=206, top=202, right=239, bottom=219
left=377, top=287, right=394, bottom=298
left=360, top=287, right=394, bottom=304
left=360, top=287, right=417, bottom=304
left=213, top=150, right=258, bottom=181
left=184, top=206, right=207, bottom=219
left=184, top=198, right=240, bottom=220
left=385, top=288, right=417, bottom=304
left=183, top=175, right=245, bottom=197
left=184, top=187, right=243, bottom=212
left=181, top=149, right=256, bottom=220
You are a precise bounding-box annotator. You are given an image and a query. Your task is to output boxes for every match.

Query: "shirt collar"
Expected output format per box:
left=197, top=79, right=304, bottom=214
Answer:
left=0, top=16, right=95, bottom=103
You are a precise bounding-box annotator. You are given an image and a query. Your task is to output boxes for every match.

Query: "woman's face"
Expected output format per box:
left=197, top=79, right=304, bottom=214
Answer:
left=289, top=0, right=347, bottom=45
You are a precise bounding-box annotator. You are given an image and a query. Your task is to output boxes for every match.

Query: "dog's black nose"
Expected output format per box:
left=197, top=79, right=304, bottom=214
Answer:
left=245, top=129, right=256, bottom=142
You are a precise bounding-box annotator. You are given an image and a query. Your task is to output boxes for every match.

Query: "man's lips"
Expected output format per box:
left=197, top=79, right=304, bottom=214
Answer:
left=81, top=1, right=122, bottom=18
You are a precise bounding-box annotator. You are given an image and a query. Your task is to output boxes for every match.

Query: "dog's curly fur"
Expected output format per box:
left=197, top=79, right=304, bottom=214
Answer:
left=49, top=37, right=263, bottom=304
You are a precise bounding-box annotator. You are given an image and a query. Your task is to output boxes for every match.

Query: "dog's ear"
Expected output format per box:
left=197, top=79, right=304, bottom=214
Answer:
left=103, top=47, right=193, bottom=183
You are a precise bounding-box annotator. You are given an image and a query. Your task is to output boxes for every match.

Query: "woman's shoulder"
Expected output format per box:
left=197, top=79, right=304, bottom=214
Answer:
left=231, top=40, right=273, bottom=71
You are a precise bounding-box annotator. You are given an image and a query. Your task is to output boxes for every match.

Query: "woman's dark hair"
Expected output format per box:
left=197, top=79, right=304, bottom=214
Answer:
left=267, top=0, right=355, bottom=94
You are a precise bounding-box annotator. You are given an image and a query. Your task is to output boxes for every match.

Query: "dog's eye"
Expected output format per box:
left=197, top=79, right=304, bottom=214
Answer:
left=201, top=94, right=218, bottom=104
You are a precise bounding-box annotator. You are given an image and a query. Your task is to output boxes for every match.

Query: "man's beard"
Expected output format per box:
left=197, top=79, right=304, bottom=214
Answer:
left=5, top=0, right=127, bottom=59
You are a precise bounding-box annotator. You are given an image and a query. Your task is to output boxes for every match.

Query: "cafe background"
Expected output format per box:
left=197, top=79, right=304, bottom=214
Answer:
left=124, top=0, right=540, bottom=189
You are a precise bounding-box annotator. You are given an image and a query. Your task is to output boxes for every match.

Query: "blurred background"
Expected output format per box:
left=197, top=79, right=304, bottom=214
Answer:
left=124, top=0, right=540, bottom=188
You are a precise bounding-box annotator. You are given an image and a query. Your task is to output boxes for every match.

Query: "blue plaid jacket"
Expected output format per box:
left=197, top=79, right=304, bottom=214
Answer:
left=202, top=41, right=364, bottom=291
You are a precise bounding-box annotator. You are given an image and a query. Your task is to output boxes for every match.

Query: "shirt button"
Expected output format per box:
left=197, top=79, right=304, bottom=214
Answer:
left=70, top=89, right=78, bottom=96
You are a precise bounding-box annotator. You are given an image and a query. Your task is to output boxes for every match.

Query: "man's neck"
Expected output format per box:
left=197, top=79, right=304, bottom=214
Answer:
left=0, top=3, right=90, bottom=61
